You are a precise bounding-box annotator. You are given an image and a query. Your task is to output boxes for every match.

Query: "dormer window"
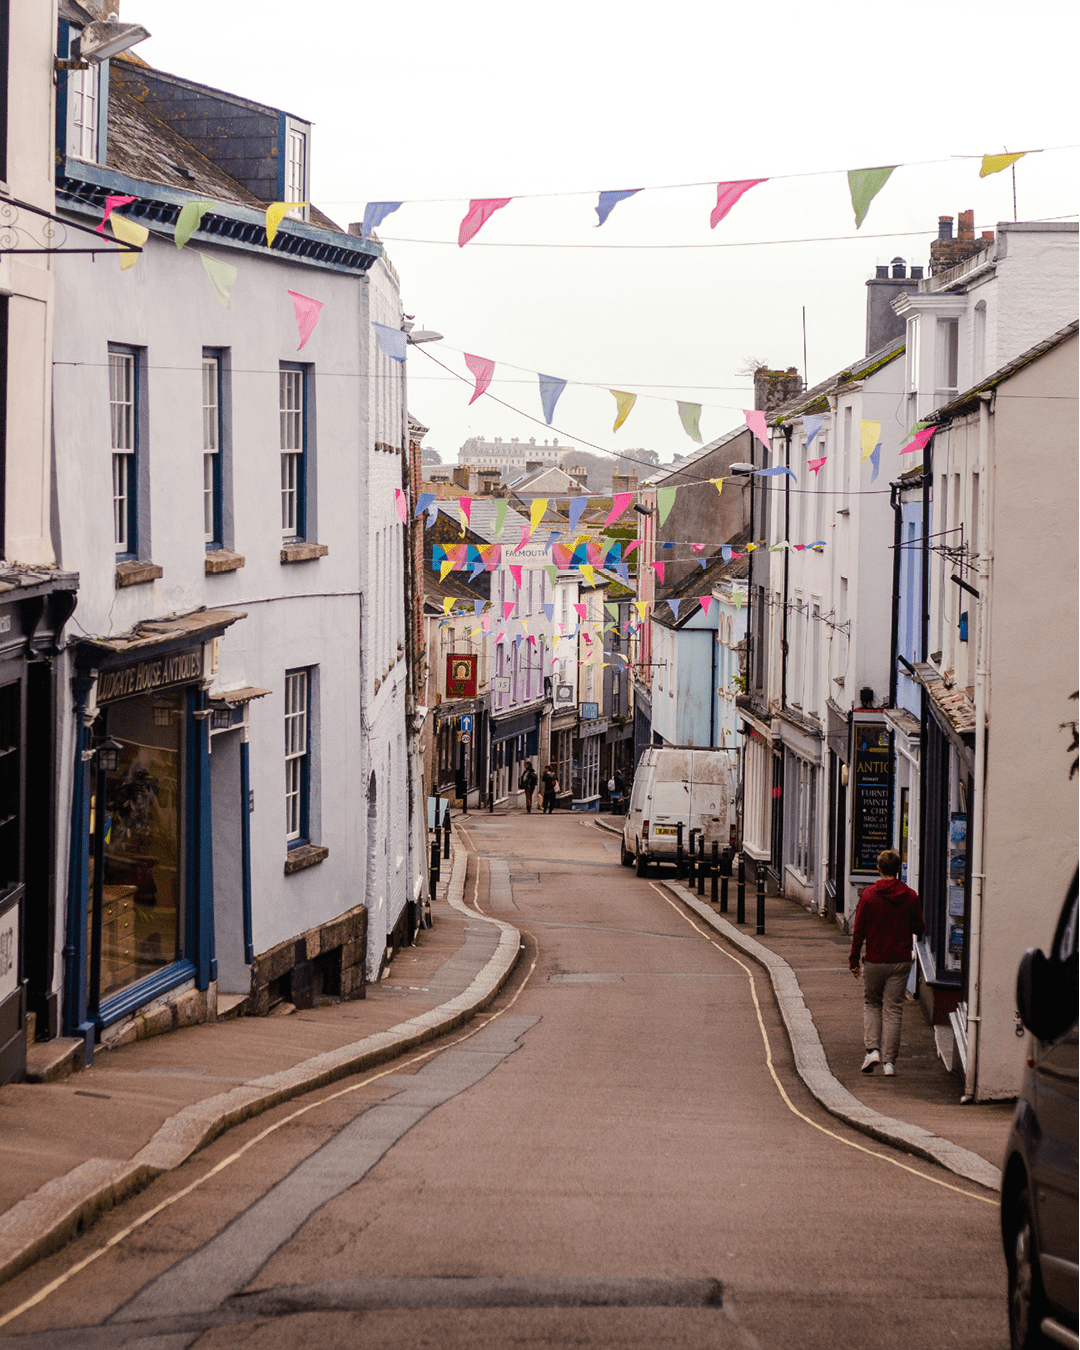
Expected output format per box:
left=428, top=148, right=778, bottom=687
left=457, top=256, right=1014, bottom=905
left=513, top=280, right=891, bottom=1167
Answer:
left=66, top=58, right=100, bottom=162
left=282, top=117, right=310, bottom=221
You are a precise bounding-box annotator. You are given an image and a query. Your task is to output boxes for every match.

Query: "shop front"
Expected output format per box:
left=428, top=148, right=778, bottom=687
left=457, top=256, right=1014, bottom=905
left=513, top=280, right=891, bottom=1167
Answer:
left=490, top=707, right=541, bottom=805
left=573, top=708, right=607, bottom=809
left=63, top=611, right=242, bottom=1058
left=548, top=706, right=577, bottom=809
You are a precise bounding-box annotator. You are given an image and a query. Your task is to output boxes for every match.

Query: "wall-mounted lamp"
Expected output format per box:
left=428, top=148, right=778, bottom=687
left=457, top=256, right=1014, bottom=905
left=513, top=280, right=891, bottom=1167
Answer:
left=633, top=503, right=653, bottom=516
left=96, top=738, right=123, bottom=773
left=728, top=462, right=755, bottom=475
left=71, top=18, right=151, bottom=63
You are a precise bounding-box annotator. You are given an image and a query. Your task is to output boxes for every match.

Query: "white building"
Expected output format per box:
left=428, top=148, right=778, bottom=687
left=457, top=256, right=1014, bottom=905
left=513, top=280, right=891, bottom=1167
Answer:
left=459, top=435, right=573, bottom=479
left=48, top=30, right=414, bottom=1059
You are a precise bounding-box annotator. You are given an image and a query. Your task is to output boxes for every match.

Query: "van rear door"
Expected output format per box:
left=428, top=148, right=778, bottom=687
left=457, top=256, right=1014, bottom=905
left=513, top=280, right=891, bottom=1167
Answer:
left=689, top=751, right=732, bottom=847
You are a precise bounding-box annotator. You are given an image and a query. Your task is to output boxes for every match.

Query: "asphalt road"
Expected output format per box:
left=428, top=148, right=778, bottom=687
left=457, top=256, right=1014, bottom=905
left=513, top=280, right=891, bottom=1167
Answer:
left=0, top=812, right=1008, bottom=1348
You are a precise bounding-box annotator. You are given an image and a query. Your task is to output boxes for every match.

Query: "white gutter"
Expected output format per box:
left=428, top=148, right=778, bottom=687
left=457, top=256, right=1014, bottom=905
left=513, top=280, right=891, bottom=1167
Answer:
left=963, top=390, right=994, bottom=1101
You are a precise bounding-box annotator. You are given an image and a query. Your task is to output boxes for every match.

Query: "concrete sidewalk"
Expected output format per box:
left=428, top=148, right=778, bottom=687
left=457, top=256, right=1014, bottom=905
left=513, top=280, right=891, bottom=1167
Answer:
left=0, top=838, right=520, bottom=1286
left=591, top=814, right=1011, bottom=1192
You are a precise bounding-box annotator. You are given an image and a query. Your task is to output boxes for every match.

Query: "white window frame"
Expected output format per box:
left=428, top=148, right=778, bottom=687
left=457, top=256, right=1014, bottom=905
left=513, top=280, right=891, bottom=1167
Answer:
left=283, top=119, right=310, bottom=222
left=110, top=351, right=135, bottom=554
left=279, top=367, right=304, bottom=539
left=202, top=356, right=221, bottom=544
left=284, top=669, right=309, bottom=843
left=67, top=60, right=100, bottom=163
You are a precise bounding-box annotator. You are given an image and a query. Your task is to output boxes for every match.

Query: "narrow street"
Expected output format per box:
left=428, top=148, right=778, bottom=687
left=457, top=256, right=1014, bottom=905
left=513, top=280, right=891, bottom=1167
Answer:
left=0, top=811, right=1006, bottom=1349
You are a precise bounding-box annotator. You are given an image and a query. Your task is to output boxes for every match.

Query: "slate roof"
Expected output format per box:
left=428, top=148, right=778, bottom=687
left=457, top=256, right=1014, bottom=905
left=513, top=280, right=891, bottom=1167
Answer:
left=652, top=528, right=752, bottom=628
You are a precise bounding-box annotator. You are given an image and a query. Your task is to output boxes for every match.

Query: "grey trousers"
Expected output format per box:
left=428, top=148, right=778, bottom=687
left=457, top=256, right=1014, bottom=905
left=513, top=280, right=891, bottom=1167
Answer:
left=862, top=960, right=911, bottom=1064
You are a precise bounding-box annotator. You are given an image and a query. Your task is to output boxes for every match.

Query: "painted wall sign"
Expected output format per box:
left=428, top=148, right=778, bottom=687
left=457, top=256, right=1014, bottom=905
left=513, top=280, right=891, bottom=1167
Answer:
left=446, top=653, right=478, bottom=699
left=97, top=645, right=204, bottom=704
left=851, top=725, right=893, bottom=872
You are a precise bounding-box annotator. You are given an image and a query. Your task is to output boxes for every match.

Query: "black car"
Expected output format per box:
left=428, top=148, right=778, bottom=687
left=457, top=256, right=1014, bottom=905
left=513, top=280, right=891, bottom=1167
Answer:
left=1001, top=870, right=1078, bottom=1350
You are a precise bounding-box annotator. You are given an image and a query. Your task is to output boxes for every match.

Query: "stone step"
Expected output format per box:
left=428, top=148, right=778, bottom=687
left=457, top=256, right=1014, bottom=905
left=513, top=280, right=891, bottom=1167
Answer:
left=24, top=1037, right=87, bottom=1084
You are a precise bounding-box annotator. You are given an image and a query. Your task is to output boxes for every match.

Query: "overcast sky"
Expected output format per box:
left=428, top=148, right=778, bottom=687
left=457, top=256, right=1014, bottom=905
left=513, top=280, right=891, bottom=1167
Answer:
left=128, top=0, right=1077, bottom=466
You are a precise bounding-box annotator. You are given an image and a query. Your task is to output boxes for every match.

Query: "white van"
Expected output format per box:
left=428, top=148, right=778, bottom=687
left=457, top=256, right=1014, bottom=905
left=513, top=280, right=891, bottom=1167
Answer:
left=622, top=747, right=737, bottom=876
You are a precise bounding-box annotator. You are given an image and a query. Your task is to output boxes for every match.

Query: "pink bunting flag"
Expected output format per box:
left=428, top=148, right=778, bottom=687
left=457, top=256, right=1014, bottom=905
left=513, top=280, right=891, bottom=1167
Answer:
left=509, top=564, right=523, bottom=589
left=900, top=425, right=936, bottom=456
left=573, top=603, right=587, bottom=619
left=458, top=496, right=472, bottom=528
left=512, top=525, right=532, bottom=554
left=691, top=543, right=705, bottom=551
left=287, top=290, right=323, bottom=350
left=624, top=540, right=641, bottom=558
left=700, top=596, right=713, bottom=617
left=503, top=601, right=516, bottom=620
left=393, top=488, right=408, bottom=523
left=710, top=179, right=767, bottom=228
left=96, top=195, right=137, bottom=233
left=465, top=353, right=495, bottom=404
left=605, top=493, right=633, bottom=526
left=744, top=408, right=772, bottom=452
left=496, top=631, right=505, bottom=643
left=458, top=198, right=513, bottom=247
left=807, top=457, right=827, bottom=475
left=651, top=560, right=665, bottom=583
left=528, top=634, right=537, bottom=649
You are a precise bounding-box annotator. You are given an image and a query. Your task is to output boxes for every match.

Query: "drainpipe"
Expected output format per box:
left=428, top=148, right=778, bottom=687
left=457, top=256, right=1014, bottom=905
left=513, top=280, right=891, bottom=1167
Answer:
left=963, top=391, right=993, bottom=1102
left=710, top=629, right=717, bottom=746
left=239, top=727, right=254, bottom=964
left=780, top=425, right=792, bottom=709
left=62, top=671, right=97, bottom=1061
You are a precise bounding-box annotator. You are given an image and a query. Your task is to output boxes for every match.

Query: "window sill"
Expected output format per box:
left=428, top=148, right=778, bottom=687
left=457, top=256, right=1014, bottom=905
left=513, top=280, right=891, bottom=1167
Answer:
left=205, top=549, right=245, bottom=574
left=281, top=542, right=329, bottom=564
left=115, top=560, right=163, bottom=588
left=284, top=843, right=329, bottom=874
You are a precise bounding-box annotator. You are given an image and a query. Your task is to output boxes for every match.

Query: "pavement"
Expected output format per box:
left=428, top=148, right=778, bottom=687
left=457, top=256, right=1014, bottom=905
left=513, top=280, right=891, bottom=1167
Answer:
left=0, top=808, right=1012, bottom=1290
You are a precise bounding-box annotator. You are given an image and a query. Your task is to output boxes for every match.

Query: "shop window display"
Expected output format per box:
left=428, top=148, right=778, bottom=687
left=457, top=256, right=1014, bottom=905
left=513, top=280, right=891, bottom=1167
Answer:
left=89, top=689, right=184, bottom=1001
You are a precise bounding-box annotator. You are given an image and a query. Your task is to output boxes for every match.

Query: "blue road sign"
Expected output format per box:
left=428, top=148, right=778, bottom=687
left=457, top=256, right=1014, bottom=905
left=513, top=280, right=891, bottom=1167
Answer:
left=461, top=714, right=473, bottom=733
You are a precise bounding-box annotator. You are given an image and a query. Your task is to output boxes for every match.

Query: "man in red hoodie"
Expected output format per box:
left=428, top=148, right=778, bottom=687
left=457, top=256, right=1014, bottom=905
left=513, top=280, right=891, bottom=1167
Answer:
left=849, top=849, right=925, bottom=1076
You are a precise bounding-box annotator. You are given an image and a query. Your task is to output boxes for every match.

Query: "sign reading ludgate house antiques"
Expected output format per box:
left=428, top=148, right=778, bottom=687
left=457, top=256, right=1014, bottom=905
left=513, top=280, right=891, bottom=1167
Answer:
left=97, top=645, right=204, bottom=704
left=851, top=724, right=893, bottom=872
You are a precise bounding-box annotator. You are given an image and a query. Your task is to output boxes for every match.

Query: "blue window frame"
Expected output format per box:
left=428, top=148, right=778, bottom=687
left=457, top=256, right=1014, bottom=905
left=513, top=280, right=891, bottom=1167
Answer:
left=284, top=668, right=311, bottom=846
left=109, top=345, right=140, bottom=558
left=279, top=364, right=309, bottom=541
left=202, top=350, right=224, bottom=549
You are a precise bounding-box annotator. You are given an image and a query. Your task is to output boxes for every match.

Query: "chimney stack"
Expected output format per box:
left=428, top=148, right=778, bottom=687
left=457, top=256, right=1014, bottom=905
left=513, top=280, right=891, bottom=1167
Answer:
left=864, top=256, right=923, bottom=356
left=930, top=208, right=992, bottom=275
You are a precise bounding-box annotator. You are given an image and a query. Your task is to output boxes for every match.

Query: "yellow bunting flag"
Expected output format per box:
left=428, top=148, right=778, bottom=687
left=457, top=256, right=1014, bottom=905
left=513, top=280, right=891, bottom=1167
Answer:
left=610, top=389, right=637, bottom=432
left=859, top=420, right=881, bottom=462
left=980, top=152, right=1026, bottom=178
left=711, top=478, right=724, bottom=495
left=442, top=597, right=455, bottom=614
left=266, top=201, right=308, bottom=247
left=580, top=564, right=595, bottom=587
left=110, top=213, right=149, bottom=270
left=440, top=562, right=455, bottom=582
left=634, top=601, right=648, bottom=620
left=198, top=253, right=237, bottom=308
left=530, top=497, right=548, bottom=538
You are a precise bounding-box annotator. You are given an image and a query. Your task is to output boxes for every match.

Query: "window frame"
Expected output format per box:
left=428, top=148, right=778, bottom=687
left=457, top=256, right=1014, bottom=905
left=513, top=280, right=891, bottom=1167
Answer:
left=284, top=668, right=311, bottom=847
left=279, top=363, right=309, bottom=542
left=202, top=350, right=224, bottom=549
left=278, top=114, right=311, bottom=223
left=109, top=345, right=139, bottom=559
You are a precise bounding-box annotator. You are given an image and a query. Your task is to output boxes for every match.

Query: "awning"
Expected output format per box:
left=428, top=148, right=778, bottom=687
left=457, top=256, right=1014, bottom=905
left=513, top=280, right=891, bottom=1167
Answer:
left=207, top=685, right=270, bottom=705
left=912, top=662, right=975, bottom=767
left=79, top=608, right=244, bottom=661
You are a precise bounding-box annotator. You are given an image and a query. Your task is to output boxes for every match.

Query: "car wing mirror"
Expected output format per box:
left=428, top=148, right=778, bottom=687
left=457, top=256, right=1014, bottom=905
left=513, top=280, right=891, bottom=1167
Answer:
left=1017, top=947, right=1071, bottom=1043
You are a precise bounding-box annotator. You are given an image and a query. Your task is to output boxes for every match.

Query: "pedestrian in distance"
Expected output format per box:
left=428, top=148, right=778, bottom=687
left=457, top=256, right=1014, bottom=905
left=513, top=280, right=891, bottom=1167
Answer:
left=519, top=761, right=538, bottom=813
left=610, top=768, right=626, bottom=814
left=541, top=765, right=558, bottom=814
left=849, top=848, right=925, bottom=1077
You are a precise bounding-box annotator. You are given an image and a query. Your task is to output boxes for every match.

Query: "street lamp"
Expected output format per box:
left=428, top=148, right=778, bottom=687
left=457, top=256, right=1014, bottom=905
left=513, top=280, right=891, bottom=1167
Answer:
left=95, top=738, right=123, bottom=773
left=72, top=19, right=151, bottom=62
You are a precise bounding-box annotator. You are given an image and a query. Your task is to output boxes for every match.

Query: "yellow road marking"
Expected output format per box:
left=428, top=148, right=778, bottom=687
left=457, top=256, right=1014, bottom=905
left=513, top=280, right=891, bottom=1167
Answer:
left=649, top=883, right=996, bottom=1207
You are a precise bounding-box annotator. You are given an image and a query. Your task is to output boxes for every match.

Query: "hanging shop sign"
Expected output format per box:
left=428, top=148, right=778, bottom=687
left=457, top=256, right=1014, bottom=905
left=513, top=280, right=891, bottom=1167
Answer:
left=446, top=653, right=478, bottom=699
left=851, top=725, right=893, bottom=872
left=97, top=644, right=205, bottom=704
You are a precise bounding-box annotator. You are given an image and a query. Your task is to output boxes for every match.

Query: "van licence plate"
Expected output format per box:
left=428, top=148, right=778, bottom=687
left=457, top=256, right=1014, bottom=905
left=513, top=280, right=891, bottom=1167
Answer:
left=652, top=826, right=677, bottom=836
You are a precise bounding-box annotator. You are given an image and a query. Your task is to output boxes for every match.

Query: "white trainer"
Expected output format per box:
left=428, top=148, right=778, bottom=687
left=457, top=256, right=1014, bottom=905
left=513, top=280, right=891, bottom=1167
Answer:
left=882, top=1062, right=896, bottom=1076
left=861, top=1050, right=880, bottom=1073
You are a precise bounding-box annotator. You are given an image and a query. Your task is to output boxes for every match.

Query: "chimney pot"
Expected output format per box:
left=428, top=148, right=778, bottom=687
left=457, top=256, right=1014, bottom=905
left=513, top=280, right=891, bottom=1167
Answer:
left=875, top=264, right=889, bottom=279
left=910, top=265, right=924, bottom=280
left=891, top=257, right=907, bottom=279
left=958, top=210, right=974, bottom=240
left=938, top=216, right=954, bottom=240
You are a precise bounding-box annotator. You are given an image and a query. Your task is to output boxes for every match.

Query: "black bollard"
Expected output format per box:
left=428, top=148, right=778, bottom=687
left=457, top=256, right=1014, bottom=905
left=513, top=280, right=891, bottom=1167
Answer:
left=429, top=838, right=441, bottom=890
left=736, top=852, right=746, bottom=924
left=756, top=858, right=766, bottom=935
left=442, top=804, right=451, bottom=860
left=676, top=822, right=684, bottom=878
left=697, top=834, right=706, bottom=896
left=488, top=775, right=495, bottom=813
left=686, top=829, right=696, bottom=886
left=721, top=849, right=730, bottom=913
left=711, top=841, right=719, bottom=904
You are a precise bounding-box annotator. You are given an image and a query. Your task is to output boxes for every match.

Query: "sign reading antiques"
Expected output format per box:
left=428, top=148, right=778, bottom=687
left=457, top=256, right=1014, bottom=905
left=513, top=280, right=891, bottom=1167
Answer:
left=851, top=724, right=893, bottom=872
left=445, top=653, right=478, bottom=699
left=97, top=645, right=204, bottom=704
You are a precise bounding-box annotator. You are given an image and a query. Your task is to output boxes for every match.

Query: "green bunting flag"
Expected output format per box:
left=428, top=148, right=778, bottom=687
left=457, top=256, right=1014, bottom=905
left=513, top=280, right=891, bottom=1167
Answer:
left=677, top=401, right=703, bottom=444
left=175, top=200, right=216, bottom=249
left=847, top=165, right=897, bottom=229
left=657, top=486, right=677, bottom=526
left=198, top=252, right=237, bottom=308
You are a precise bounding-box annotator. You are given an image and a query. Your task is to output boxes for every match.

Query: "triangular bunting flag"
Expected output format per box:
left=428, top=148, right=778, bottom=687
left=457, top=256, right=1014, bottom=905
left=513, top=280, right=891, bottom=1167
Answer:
left=651, top=560, right=665, bottom=583
left=465, top=353, right=495, bottom=404
left=545, top=564, right=558, bottom=587
left=677, top=401, right=703, bottom=444
left=509, top=565, right=523, bottom=589
left=288, top=290, right=323, bottom=350
left=393, top=488, right=408, bottom=524
left=869, top=443, right=882, bottom=483
left=980, top=152, right=1025, bottom=178
left=197, top=251, right=236, bottom=306
left=458, top=496, right=472, bottom=530
left=530, top=498, right=549, bottom=538
left=493, top=498, right=509, bottom=537
left=711, top=478, right=724, bottom=495
left=668, top=599, right=681, bottom=620
left=580, top=564, right=595, bottom=587
left=710, top=178, right=767, bottom=227
left=266, top=201, right=308, bottom=247
left=96, top=195, right=136, bottom=233
left=542, top=602, right=555, bottom=623
left=803, top=414, right=824, bottom=447
left=596, top=189, right=642, bottom=226
left=700, top=595, right=713, bottom=617
left=458, top=197, right=513, bottom=247
left=807, top=457, right=827, bottom=475
left=110, top=214, right=149, bottom=270
left=568, top=497, right=587, bottom=534
left=744, top=408, right=771, bottom=452
left=372, top=322, right=408, bottom=362
left=611, top=389, right=637, bottom=432
left=900, top=425, right=936, bottom=456
left=860, top=420, right=881, bottom=463
left=657, top=486, right=677, bottom=526
left=415, top=491, right=434, bottom=517
left=174, top=200, right=216, bottom=248
left=847, top=166, right=896, bottom=229
left=361, top=201, right=403, bottom=241
left=605, top=493, right=633, bottom=526
left=538, top=374, right=567, bottom=425
left=503, top=602, right=516, bottom=619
